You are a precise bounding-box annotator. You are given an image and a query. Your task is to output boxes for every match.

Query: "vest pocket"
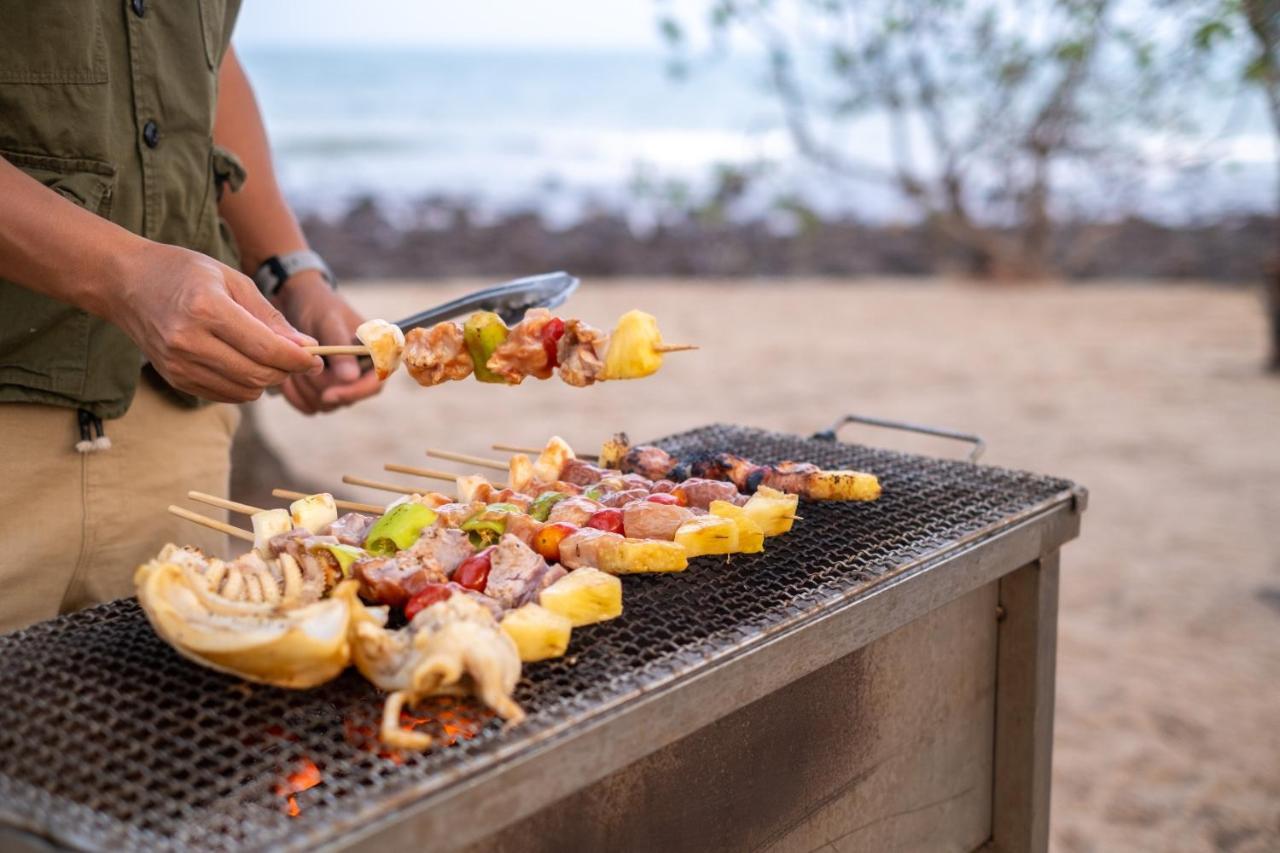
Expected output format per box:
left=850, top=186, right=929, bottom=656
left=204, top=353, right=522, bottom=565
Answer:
left=0, top=3, right=107, bottom=85
left=0, top=149, right=118, bottom=397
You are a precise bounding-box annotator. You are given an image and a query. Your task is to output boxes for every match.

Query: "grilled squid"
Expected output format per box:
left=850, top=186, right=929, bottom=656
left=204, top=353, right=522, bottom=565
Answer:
left=134, top=545, right=356, bottom=689
left=335, top=584, right=524, bottom=750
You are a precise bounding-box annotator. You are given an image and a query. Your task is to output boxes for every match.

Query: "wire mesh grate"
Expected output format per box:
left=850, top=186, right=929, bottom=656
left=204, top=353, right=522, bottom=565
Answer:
left=0, top=425, right=1075, bottom=851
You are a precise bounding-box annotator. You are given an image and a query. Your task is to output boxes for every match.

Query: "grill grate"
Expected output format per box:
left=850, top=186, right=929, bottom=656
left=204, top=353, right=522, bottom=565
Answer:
left=0, top=425, right=1075, bottom=852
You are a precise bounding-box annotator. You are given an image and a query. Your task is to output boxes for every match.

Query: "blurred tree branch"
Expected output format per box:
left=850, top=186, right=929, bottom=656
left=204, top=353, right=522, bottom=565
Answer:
left=657, top=0, right=1221, bottom=279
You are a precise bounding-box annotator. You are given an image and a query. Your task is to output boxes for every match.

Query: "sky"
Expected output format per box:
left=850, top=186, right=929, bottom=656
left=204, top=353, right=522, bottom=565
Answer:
left=234, top=0, right=674, bottom=50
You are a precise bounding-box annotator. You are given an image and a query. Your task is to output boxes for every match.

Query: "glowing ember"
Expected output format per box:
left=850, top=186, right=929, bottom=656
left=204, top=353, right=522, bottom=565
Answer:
left=275, top=759, right=322, bottom=817
left=341, top=696, right=490, bottom=763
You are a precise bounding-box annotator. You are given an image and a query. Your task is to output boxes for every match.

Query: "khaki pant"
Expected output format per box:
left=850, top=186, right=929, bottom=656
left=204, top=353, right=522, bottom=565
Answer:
left=0, top=378, right=240, bottom=633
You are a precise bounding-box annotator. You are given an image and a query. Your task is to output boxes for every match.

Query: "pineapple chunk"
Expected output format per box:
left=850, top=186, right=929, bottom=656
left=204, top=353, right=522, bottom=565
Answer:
left=289, top=493, right=337, bottom=534
left=602, top=310, right=664, bottom=380
left=597, top=539, right=688, bottom=574
left=741, top=486, right=799, bottom=536
left=539, top=567, right=623, bottom=626
left=708, top=501, right=765, bottom=553
left=501, top=604, right=572, bottom=662
left=806, top=470, right=882, bottom=501
left=674, top=515, right=739, bottom=557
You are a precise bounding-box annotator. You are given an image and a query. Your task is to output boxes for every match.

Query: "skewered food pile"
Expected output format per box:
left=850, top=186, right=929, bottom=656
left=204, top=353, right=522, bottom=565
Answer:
left=136, top=435, right=882, bottom=752
left=349, top=309, right=693, bottom=387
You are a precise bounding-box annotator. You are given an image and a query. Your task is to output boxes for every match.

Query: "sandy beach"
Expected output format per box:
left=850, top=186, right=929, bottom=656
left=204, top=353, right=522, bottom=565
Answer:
left=253, top=279, right=1280, bottom=852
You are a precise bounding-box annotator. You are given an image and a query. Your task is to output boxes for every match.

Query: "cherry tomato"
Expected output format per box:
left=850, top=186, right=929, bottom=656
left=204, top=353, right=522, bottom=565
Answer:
left=667, top=487, right=690, bottom=507
left=585, top=508, right=625, bottom=535
left=452, top=547, right=495, bottom=592
left=541, top=317, right=566, bottom=369
left=645, top=493, right=680, bottom=505
left=404, top=583, right=453, bottom=621
left=531, top=522, right=578, bottom=562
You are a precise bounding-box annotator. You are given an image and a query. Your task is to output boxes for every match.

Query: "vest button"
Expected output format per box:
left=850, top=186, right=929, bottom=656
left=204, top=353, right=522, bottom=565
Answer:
left=131, top=0, right=145, bottom=17
left=142, top=121, right=160, bottom=149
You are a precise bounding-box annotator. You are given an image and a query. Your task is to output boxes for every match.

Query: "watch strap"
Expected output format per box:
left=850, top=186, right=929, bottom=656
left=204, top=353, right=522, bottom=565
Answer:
left=252, top=250, right=335, bottom=297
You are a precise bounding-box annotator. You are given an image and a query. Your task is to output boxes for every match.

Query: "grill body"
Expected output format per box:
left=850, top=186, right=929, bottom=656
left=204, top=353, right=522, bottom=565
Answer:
left=0, top=425, right=1083, bottom=852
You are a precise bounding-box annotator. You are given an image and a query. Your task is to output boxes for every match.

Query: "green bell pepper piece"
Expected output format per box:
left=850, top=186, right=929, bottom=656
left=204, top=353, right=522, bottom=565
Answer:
left=529, top=491, right=568, bottom=522
left=464, top=311, right=510, bottom=383
left=583, top=485, right=605, bottom=501
left=314, top=543, right=365, bottom=577
left=364, top=503, right=437, bottom=555
left=461, top=510, right=508, bottom=548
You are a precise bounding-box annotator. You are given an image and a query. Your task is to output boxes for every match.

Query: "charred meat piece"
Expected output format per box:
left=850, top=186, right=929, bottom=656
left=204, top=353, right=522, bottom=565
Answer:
left=560, top=457, right=606, bottom=485
left=434, top=501, right=488, bottom=529
left=501, top=511, right=543, bottom=547
left=325, top=512, right=376, bottom=547
left=621, top=501, right=694, bottom=540
left=402, top=526, right=474, bottom=576
left=676, top=478, right=749, bottom=509
left=486, top=488, right=534, bottom=512
left=404, top=322, right=473, bottom=387
left=558, top=528, right=624, bottom=569
left=599, top=488, right=649, bottom=508
left=556, top=319, right=609, bottom=387
left=353, top=548, right=451, bottom=608
left=486, top=307, right=556, bottom=383
left=483, top=534, right=556, bottom=610
left=547, top=495, right=603, bottom=527
left=620, top=445, right=680, bottom=481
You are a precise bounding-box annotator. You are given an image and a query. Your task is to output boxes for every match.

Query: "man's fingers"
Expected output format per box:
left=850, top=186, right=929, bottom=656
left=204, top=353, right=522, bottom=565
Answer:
left=174, top=363, right=264, bottom=404
left=225, top=271, right=317, bottom=348
left=320, top=369, right=383, bottom=408
left=281, top=377, right=320, bottom=415
left=188, top=335, right=292, bottom=389
left=210, top=297, right=321, bottom=375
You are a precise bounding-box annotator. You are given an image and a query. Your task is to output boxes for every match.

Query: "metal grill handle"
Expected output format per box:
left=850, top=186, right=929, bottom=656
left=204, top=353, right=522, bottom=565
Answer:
left=812, top=414, right=986, bottom=463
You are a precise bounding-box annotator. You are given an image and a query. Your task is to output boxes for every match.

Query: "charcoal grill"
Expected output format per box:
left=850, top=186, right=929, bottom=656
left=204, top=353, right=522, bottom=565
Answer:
left=0, top=422, right=1085, bottom=853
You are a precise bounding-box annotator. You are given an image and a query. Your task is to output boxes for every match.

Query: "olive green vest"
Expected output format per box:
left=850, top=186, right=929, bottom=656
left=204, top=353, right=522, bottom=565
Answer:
left=0, top=0, right=244, bottom=419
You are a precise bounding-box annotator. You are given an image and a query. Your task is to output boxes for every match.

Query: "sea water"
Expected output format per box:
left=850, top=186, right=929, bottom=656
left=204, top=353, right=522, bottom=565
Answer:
left=239, top=45, right=1276, bottom=225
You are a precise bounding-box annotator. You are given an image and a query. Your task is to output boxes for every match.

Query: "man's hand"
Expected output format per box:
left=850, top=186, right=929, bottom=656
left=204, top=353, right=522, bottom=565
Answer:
left=102, top=242, right=322, bottom=403
left=274, top=271, right=383, bottom=414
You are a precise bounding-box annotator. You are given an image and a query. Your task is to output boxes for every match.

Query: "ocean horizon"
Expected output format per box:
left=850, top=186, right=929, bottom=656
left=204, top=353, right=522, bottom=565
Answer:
left=239, top=44, right=1277, bottom=226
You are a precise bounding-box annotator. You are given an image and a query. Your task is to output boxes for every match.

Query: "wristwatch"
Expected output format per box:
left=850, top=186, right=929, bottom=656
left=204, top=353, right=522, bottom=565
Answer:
left=252, top=250, right=336, bottom=297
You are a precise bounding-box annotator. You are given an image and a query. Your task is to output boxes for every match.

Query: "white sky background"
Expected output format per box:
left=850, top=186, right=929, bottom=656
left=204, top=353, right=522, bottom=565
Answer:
left=234, top=0, right=676, bottom=49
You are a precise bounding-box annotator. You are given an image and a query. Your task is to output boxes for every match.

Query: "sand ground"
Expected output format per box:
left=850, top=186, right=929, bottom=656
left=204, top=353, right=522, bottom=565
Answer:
left=254, top=279, right=1280, bottom=852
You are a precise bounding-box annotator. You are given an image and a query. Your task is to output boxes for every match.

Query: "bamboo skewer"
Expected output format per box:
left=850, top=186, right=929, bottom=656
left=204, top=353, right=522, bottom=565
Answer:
left=341, top=474, right=422, bottom=496
left=272, top=489, right=385, bottom=514
left=167, top=504, right=254, bottom=542
left=384, top=462, right=490, bottom=484
left=187, top=491, right=263, bottom=516
left=424, top=448, right=509, bottom=471
left=304, top=344, right=369, bottom=357
left=654, top=343, right=699, bottom=353
left=491, top=442, right=601, bottom=462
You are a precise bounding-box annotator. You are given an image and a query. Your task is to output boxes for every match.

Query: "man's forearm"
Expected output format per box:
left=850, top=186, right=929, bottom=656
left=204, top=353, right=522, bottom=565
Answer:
left=213, top=46, right=310, bottom=275
left=0, top=157, right=145, bottom=318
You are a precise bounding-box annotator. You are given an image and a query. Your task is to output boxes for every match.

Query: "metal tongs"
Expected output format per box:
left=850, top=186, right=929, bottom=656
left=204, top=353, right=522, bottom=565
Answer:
left=354, top=271, right=580, bottom=372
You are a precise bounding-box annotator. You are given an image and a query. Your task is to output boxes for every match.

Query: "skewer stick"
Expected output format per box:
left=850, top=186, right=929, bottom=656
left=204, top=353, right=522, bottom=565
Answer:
left=304, top=345, right=369, bottom=357
left=187, top=491, right=263, bottom=515
left=341, top=474, right=422, bottom=496
left=384, top=462, right=481, bottom=483
left=654, top=343, right=699, bottom=353
left=424, top=448, right=509, bottom=471
left=167, top=504, right=255, bottom=543
left=490, top=443, right=600, bottom=462
left=272, top=489, right=385, bottom=515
